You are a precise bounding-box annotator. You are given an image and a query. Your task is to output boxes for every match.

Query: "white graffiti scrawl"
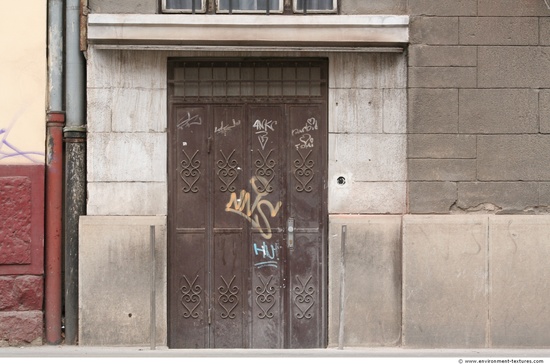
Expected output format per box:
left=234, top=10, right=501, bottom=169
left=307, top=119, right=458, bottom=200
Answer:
left=252, top=119, right=277, bottom=150
left=1, top=106, right=44, bottom=163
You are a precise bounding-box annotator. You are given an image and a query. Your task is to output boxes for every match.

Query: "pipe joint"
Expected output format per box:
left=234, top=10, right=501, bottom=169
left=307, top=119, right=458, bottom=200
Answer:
left=63, top=125, right=87, bottom=141
left=46, top=111, right=65, bottom=127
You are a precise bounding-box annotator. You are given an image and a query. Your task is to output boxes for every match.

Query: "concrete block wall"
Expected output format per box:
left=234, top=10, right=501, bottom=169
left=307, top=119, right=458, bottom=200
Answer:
left=403, top=215, right=550, bottom=348
left=408, top=0, right=550, bottom=214
left=87, top=50, right=168, bottom=216
left=328, top=216, right=402, bottom=347
left=328, top=53, right=407, bottom=214
left=79, top=216, right=167, bottom=346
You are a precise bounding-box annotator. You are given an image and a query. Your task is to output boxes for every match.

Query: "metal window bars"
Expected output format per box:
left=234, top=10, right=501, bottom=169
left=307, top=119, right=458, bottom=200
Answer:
left=169, top=60, right=326, bottom=101
left=163, top=0, right=335, bottom=14
left=224, top=0, right=275, bottom=14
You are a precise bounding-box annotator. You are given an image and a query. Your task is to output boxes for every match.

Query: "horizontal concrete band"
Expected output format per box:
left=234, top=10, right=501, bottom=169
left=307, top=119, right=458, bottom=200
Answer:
left=87, top=14, right=409, bottom=46
left=79, top=214, right=550, bottom=348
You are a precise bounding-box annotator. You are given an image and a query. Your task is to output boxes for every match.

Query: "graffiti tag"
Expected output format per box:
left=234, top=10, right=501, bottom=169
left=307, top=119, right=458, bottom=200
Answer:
left=292, top=117, right=318, bottom=136
left=214, top=119, right=241, bottom=136
left=253, top=119, right=277, bottom=150
left=295, top=133, right=314, bottom=150
left=1, top=107, right=44, bottom=163
left=253, top=242, right=278, bottom=269
left=177, top=112, right=202, bottom=129
left=225, top=176, right=282, bottom=240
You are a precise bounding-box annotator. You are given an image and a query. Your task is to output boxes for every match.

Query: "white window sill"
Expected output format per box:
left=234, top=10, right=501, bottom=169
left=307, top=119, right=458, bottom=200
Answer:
left=87, top=14, right=409, bottom=50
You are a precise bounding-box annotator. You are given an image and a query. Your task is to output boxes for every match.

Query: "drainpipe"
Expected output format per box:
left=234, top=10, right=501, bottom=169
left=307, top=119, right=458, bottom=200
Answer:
left=45, top=0, right=64, bottom=345
left=64, top=0, right=87, bottom=345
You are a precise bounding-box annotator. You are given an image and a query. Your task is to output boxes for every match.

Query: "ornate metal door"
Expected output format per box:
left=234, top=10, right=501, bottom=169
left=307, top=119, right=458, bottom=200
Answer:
left=167, top=60, right=327, bottom=349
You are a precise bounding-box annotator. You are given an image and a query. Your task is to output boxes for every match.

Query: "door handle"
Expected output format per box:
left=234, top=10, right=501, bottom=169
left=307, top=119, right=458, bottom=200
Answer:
left=287, top=217, right=295, bottom=250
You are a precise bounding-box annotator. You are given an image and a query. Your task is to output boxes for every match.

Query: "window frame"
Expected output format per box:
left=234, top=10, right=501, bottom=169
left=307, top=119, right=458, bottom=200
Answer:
left=292, top=0, right=337, bottom=14
left=161, top=0, right=207, bottom=13
left=160, top=0, right=339, bottom=14
left=215, top=0, right=284, bottom=14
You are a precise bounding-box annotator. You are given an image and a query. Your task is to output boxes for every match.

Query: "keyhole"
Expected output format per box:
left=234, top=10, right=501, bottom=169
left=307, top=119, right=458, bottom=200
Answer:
left=337, top=176, right=346, bottom=185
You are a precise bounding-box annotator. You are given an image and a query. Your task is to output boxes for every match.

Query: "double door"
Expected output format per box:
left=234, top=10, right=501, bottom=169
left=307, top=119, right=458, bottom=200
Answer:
left=167, top=60, right=327, bottom=349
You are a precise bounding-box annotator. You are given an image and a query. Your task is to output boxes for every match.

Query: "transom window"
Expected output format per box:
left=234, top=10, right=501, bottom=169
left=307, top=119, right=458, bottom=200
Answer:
left=161, top=0, right=337, bottom=14
left=168, top=60, right=326, bottom=99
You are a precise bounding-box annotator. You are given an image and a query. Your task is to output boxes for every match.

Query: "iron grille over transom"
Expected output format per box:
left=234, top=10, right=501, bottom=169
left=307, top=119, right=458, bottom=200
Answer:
left=168, top=60, right=327, bottom=101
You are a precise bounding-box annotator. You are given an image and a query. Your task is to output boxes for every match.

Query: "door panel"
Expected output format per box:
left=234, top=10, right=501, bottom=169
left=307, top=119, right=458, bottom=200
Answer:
left=287, top=105, right=326, bottom=349
left=168, top=59, right=327, bottom=349
left=212, top=231, right=246, bottom=348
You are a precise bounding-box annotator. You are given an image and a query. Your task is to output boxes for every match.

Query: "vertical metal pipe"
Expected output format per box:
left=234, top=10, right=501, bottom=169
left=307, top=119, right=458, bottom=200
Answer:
left=45, top=0, right=64, bottom=345
left=65, top=0, right=85, bottom=130
left=338, top=225, right=347, bottom=350
left=63, top=135, right=86, bottom=345
left=48, top=0, right=64, bottom=112
left=64, top=0, right=87, bottom=345
left=150, top=226, right=157, bottom=350
left=45, top=112, right=64, bottom=345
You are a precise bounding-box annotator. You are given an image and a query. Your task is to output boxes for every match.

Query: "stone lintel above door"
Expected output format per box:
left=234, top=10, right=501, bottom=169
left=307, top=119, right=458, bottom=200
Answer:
left=87, top=14, right=409, bottom=50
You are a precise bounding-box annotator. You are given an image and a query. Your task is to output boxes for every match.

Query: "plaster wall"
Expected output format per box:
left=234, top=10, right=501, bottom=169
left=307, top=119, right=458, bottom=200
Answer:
left=0, top=1, right=46, bottom=346
left=0, top=2, right=46, bottom=165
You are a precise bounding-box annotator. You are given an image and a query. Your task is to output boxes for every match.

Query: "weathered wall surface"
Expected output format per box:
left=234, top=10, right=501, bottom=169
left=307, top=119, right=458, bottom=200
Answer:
left=0, top=165, right=45, bottom=346
left=0, top=1, right=46, bottom=346
left=82, top=0, right=550, bottom=350
left=328, top=216, right=402, bottom=347
left=79, top=216, right=166, bottom=346
left=83, top=47, right=407, bottom=346
left=408, top=0, right=550, bottom=213
left=328, top=53, right=407, bottom=214
left=403, top=215, right=550, bottom=348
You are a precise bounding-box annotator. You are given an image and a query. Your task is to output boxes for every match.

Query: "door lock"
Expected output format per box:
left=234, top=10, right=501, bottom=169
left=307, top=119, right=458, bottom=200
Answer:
left=287, top=217, right=295, bottom=250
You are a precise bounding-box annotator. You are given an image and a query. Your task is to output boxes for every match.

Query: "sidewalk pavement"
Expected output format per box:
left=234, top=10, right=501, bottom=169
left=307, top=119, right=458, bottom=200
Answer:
left=1, top=346, right=550, bottom=358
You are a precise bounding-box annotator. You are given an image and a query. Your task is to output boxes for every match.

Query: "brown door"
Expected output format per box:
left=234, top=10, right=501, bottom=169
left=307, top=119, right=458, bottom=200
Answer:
left=167, top=60, right=327, bottom=349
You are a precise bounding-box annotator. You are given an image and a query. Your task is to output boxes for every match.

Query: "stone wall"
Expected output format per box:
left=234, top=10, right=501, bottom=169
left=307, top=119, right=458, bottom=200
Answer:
left=0, top=165, right=45, bottom=346
left=408, top=0, right=550, bottom=213
left=403, top=215, right=550, bottom=348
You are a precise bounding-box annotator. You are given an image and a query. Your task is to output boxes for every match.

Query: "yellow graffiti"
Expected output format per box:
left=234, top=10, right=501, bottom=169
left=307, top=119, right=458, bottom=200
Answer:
left=225, top=176, right=282, bottom=240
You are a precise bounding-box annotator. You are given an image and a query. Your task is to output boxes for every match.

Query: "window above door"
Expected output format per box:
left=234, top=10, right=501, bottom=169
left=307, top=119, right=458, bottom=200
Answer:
left=161, top=0, right=337, bottom=14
